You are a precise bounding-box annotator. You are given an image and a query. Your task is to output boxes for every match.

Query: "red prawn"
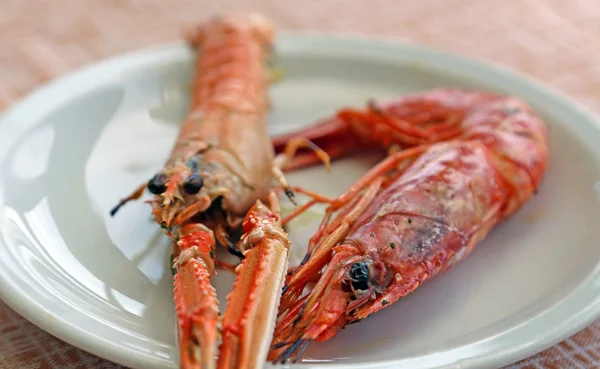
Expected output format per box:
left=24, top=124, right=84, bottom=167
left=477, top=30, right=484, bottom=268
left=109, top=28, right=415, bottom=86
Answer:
left=267, top=89, right=549, bottom=362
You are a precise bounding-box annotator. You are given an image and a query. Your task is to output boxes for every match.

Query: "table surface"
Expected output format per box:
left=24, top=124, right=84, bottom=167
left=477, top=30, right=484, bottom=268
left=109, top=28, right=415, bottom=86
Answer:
left=1, top=0, right=600, bottom=368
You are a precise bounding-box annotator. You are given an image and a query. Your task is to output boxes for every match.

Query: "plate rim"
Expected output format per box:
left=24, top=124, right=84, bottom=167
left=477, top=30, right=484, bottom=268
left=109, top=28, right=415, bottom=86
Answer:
left=0, top=31, right=600, bottom=369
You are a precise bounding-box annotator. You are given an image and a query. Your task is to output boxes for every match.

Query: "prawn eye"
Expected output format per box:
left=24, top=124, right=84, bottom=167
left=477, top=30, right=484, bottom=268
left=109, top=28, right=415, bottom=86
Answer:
left=183, top=173, right=204, bottom=194
left=349, top=262, right=370, bottom=290
left=147, top=174, right=167, bottom=194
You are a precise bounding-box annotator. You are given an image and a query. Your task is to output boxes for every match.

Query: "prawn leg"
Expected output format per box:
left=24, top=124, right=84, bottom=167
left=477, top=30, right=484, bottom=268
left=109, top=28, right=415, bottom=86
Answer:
left=271, top=89, right=503, bottom=170
left=270, top=106, right=436, bottom=170
left=271, top=137, right=331, bottom=205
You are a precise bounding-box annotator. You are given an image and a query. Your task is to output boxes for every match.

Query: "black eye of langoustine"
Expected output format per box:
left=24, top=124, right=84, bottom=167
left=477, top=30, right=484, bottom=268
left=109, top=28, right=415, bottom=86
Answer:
left=147, top=174, right=167, bottom=194
left=350, top=262, right=370, bottom=290
left=183, top=173, right=204, bottom=194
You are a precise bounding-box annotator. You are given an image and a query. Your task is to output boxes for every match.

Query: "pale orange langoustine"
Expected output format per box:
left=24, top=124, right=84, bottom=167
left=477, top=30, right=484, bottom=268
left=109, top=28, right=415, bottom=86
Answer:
left=268, top=90, right=549, bottom=362
left=109, top=13, right=328, bottom=369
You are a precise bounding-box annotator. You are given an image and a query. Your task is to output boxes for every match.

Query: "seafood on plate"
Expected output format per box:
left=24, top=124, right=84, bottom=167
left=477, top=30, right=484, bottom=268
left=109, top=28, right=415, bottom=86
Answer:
left=267, top=89, right=549, bottom=362
left=109, top=12, right=328, bottom=369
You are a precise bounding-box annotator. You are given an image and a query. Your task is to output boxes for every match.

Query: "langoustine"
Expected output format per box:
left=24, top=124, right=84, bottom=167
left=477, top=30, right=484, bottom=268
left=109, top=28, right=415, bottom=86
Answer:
left=109, top=13, right=327, bottom=369
left=267, top=89, right=549, bottom=362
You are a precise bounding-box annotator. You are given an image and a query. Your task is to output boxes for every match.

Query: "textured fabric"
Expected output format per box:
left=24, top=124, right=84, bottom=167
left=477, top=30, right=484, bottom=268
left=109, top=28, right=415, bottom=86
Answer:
left=1, top=0, right=600, bottom=368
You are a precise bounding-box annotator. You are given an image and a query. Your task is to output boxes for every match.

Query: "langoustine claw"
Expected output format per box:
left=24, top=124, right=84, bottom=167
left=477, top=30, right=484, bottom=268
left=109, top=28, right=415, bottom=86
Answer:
left=218, top=192, right=291, bottom=369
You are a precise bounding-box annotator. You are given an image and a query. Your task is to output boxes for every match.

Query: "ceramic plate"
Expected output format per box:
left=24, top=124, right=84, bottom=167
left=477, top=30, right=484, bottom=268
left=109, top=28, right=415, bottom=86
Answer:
left=1, top=34, right=600, bottom=369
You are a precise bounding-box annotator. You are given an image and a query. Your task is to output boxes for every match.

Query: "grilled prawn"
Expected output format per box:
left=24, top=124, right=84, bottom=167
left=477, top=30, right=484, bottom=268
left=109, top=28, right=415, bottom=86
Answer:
left=268, top=89, right=549, bottom=362
left=109, top=13, right=327, bottom=369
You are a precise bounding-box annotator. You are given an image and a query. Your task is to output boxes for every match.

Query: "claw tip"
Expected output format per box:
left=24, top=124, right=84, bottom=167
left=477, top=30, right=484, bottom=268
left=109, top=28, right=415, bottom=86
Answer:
left=285, top=188, right=298, bottom=205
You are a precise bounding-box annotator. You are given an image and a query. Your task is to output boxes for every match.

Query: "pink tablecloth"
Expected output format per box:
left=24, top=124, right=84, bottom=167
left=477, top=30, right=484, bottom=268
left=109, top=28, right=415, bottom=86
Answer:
left=2, top=0, right=600, bottom=367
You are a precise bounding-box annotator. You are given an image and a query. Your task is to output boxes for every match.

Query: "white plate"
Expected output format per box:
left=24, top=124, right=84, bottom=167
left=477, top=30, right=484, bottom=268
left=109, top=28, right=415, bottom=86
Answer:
left=1, top=33, right=600, bottom=369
